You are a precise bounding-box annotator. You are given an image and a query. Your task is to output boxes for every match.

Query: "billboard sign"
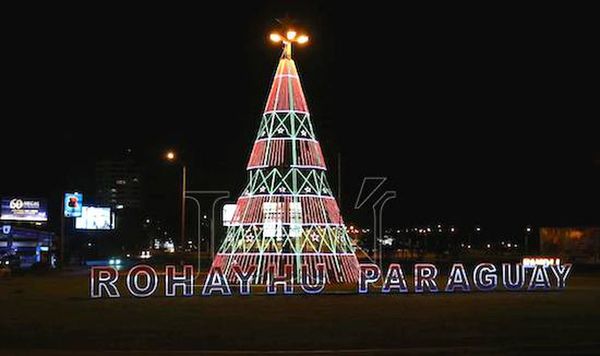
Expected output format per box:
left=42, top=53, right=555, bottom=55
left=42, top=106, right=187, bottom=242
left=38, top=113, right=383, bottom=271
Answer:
left=64, top=192, right=83, bottom=218
left=75, top=206, right=114, bottom=230
left=222, top=204, right=237, bottom=226
left=0, top=197, right=48, bottom=222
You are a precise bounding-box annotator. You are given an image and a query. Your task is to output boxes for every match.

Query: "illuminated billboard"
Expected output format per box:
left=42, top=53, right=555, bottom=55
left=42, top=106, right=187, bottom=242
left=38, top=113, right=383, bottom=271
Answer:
left=0, top=197, right=48, bottom=222
left=75, top=206, right=115, bottom=230
left=222, top=204, right=237, bottom=226
left=64, top=192, right=83, bottom=218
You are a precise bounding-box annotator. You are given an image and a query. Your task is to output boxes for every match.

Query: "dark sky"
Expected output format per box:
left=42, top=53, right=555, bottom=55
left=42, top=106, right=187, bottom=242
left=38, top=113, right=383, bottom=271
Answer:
left=3, top=2, right=599, bottom=232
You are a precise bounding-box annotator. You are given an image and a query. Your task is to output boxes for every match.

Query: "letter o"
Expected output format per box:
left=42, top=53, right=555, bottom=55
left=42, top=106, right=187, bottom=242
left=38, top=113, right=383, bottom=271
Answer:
left=127, top=265, right=158, bottom=297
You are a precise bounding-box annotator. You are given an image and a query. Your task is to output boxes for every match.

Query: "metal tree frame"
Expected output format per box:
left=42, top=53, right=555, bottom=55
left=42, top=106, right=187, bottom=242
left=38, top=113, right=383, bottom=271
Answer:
left=211, top=41, right=360, bottom=284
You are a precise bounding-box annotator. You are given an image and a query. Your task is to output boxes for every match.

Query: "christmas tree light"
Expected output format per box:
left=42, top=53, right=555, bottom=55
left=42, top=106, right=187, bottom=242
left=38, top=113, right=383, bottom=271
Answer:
left=210, top=30, right=360, bottom=284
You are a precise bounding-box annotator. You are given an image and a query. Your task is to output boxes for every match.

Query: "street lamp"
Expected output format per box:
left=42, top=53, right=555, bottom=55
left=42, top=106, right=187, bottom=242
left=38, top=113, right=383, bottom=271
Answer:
left=525, top=225, right=532, bottom=254
left=269, top=29, right=309, bottom=59
left=165, top=150, right=186, bottom=250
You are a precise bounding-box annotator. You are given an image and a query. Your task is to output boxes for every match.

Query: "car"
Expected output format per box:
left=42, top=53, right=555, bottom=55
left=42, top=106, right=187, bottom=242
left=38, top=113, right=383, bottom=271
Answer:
left=108, top=257, right=123, bottom=266
left=0, top=254, right=21, bottom=271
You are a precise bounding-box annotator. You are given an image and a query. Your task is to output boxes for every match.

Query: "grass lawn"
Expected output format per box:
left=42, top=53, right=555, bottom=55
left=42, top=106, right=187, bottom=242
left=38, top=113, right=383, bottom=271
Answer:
left=1, top=268, right=599, bottom=354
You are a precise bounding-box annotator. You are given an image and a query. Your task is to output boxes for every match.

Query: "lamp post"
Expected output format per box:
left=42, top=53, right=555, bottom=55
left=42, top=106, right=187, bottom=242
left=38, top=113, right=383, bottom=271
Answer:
left=269, top=29, right=309, bottom=59
left=60, top=196, right=65, bottom=266
left=525, top=226, right=532, bottom=254
left=165, top=151, right=186, bottom=250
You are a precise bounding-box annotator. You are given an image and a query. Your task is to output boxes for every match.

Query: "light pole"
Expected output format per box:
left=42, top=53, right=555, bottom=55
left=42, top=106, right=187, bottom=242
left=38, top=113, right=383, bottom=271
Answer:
left=165, top=151, right=186, bottom=250
left=525, top=226, right=532, bottom=254
left=60, top=195, right=65, bottom=266
left=269, top=29, right=309, bottom=59
left=185, top=196, right=201, bottom=272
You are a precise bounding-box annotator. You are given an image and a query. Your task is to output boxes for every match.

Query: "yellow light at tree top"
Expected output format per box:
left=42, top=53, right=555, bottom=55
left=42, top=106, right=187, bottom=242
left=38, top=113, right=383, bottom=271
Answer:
left=269, top=33, right=282, bottom=42
left=269, top=29, right=310, bottom=58
left=296, top=35, right=309, bottom=44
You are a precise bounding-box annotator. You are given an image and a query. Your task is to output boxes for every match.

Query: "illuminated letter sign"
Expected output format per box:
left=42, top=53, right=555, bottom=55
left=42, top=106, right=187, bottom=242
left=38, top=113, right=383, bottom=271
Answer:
left=127, top=265, right=159, bottom=298
left=90, top=267, right=120, bottom=298
left=88, top=262, right=575, bottom=298
left=165, top=265, right=194, bottom=297
left=382, top=264, right=408, bottom=293
left=445, top=263, right=471, bottom=292
left=414, top=264, right=439, bottom=293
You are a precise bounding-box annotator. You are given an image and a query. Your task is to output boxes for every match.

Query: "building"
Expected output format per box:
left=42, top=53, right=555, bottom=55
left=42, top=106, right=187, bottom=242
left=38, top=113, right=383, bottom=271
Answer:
left=95, top=150, right=142, bottom=210
left=540, top=227, right=600, bottom=264
left=0, top=224, right=53, bottom=268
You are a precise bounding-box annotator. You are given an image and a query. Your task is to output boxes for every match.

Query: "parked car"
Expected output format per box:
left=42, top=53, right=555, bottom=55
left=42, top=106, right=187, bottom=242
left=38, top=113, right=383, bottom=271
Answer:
left=0, top=254, right=21, bottom=271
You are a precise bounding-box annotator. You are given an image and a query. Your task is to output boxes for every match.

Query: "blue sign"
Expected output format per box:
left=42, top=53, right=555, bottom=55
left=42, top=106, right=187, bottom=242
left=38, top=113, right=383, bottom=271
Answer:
left=0, top=198, right=48, bottom=222
left=64, top=192, right=83, bottom=218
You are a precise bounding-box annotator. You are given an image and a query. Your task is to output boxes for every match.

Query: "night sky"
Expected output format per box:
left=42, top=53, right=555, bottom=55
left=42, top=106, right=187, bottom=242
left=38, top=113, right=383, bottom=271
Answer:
left=3, top=2, right=598, bottom=233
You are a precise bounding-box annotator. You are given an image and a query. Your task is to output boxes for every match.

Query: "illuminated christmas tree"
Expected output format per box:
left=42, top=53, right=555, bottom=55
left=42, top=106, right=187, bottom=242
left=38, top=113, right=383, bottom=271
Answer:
left=211, top=30, right=360, bottom=284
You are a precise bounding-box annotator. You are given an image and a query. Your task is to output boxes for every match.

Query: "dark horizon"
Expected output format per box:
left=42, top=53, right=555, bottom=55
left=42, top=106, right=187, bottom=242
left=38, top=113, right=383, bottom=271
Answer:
left=3, top=3, right=598, bottom=234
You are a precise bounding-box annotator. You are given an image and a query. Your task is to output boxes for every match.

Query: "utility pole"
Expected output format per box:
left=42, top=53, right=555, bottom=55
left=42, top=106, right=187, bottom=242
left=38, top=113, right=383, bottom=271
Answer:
left=60, top=196, right=65, bottom=267
left=181, top=165, right=187, bottom=249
